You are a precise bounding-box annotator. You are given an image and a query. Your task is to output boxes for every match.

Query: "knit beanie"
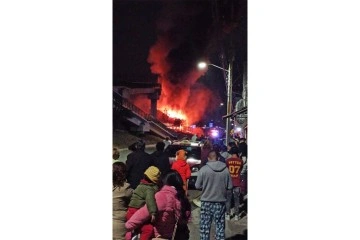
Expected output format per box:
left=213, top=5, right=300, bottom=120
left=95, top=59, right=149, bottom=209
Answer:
left=176, top=149, right=187, bottom=160
left=144, top=166, right=161, bottom=183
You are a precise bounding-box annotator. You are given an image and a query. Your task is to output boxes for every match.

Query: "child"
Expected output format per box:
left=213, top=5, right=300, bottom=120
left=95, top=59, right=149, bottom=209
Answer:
left=113, top=162, right=133, bottom=240
left=125, top=166, right=161, bottom=240
left=171, top=149, right=191, bottom=196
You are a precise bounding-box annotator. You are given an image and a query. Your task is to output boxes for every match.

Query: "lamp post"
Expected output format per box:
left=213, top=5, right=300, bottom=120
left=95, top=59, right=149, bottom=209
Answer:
left=198, top=61, right=233, bottom=146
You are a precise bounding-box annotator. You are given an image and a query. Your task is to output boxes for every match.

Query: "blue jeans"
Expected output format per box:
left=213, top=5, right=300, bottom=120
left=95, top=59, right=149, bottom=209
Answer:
left=200, top=201, right=226, bottom=240
left=226, top=187, right=241, bottom=215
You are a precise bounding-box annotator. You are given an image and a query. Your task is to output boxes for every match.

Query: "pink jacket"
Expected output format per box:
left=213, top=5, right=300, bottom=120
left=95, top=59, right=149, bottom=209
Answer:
left=125, top=185, right=182, bottom=239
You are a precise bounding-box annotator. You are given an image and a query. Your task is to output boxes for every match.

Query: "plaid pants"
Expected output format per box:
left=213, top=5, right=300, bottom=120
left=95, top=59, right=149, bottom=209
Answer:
left=200, top=201, right=226, bottom=240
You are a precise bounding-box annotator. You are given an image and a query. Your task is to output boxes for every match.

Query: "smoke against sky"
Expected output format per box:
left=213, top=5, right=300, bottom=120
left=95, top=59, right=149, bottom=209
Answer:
left=115, top=0, right=246, bottom=126
left=145, top=1, right=222, bottom=125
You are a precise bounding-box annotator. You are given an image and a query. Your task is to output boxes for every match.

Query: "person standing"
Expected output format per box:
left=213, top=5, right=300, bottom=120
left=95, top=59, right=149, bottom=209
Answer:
left=237, top=138, right=248, bottom=202
left=171, top=149, right=191, bottom=196
left=201, top=140, right=213, bottom=166
left=213, top=144, right=226, bottom=163
left=237, top=138, right=247, bottom=160
left=221, top=141, right=238, bottom=160
left=113, top=162, right=133, bottom=240
left=238, top=138, right=248, bottom=215
left=191, top=134, right=197, bottom=142
left=225, top=147, right=244, bottom=221
left=151, top=142, right=171, bottom=179
left=195, top=150, right=233, bottom=240
left=126, top=140, right=154, bottom=190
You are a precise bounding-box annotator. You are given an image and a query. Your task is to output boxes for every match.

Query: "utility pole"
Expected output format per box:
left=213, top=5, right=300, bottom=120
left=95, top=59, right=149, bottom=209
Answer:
left=225, top=60, right=233, bottom=146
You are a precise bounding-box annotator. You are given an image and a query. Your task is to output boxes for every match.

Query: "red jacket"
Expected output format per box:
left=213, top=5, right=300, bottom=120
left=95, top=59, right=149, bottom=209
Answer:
left=171, top=159, right=191, bottom=184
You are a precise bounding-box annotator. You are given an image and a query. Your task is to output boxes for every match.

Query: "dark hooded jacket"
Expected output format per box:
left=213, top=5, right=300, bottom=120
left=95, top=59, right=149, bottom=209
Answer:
left=195, top=161, right=233, bottom=202
left=151, top=150, right=171, bottom=177
left=126, top=150, right=154, bottom=189
left=237, top=141, right=248, bottom=157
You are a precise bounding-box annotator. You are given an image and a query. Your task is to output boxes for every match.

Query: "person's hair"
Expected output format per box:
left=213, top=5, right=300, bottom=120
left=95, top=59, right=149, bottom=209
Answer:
left=228, top=147, right=239, bottom=157
left=207, top=149, right=219, bottom=160
left=162, top=170, right=191, bottom=221
left=165, top=137, right=169, bottom=141
left=113, top=162, right=127, bottom=187
left=135, top=140, right=145, bottom=151
left=156, top=141, right=165, bottom=151
left=128, top=142, right=137, bottom=151
left=129, top=139, right=145, bottom=152
left=203, top=139, right=213, bottom=150
left=113, top=148, right=120, bottom=160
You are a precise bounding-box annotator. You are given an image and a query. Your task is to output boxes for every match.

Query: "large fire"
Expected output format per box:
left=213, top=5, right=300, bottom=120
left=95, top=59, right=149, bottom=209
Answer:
left=132, top=34, right=221, bottom=126
left=132, top=3, right=222, bottom=129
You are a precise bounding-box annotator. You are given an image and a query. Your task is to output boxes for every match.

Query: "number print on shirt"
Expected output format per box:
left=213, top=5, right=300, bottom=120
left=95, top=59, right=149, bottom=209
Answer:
left=229, top=165, right=240, bottom=175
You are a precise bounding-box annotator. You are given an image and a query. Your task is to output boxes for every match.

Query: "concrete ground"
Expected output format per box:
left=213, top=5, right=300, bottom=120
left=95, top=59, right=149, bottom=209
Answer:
left=187, top=190, right=247, bottom=240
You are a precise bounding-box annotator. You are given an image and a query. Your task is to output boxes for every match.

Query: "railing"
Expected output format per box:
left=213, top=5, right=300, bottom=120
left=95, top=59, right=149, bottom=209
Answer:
left=147, top=118, right=177, bottom=138
left=113, top=91, right=151, bottom=120
left=113, top=90, right=177, bottom=138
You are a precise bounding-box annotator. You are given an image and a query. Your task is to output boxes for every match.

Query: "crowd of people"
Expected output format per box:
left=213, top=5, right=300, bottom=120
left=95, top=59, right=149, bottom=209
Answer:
left=113, top=136, right=248, bottom=240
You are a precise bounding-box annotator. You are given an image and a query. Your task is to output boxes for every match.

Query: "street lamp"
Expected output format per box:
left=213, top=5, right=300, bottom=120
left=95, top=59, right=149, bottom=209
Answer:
left=198, top=61, right=233, bottom=146
left=198, top=62, right=229, bottom=73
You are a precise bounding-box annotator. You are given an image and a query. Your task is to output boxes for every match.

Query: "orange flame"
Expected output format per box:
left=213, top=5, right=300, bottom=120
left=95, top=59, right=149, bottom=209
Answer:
left=165, top=108, right=187, bottom=121
left=131, top=25, right=221, bottom=127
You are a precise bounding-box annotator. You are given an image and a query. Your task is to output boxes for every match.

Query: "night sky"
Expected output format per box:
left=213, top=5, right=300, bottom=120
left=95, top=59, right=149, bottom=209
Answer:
left=113, top=0, right=247, bottom=125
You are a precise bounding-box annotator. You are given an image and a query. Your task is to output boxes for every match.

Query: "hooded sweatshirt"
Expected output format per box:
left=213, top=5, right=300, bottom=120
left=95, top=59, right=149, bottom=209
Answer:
left=125, top=185, right=186, bottom=239
left=195, top=161, right=233, bottom=202
left=171, top=159, right=191, bottom=185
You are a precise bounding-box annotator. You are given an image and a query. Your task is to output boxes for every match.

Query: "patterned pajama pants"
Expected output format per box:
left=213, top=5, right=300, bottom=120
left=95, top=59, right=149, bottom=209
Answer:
left=200, top=201, right=226, bottom=240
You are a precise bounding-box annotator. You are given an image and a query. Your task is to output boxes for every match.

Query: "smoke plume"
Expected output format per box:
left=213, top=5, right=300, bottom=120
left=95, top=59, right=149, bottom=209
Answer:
left=146, top=1, right=221, bottom=125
